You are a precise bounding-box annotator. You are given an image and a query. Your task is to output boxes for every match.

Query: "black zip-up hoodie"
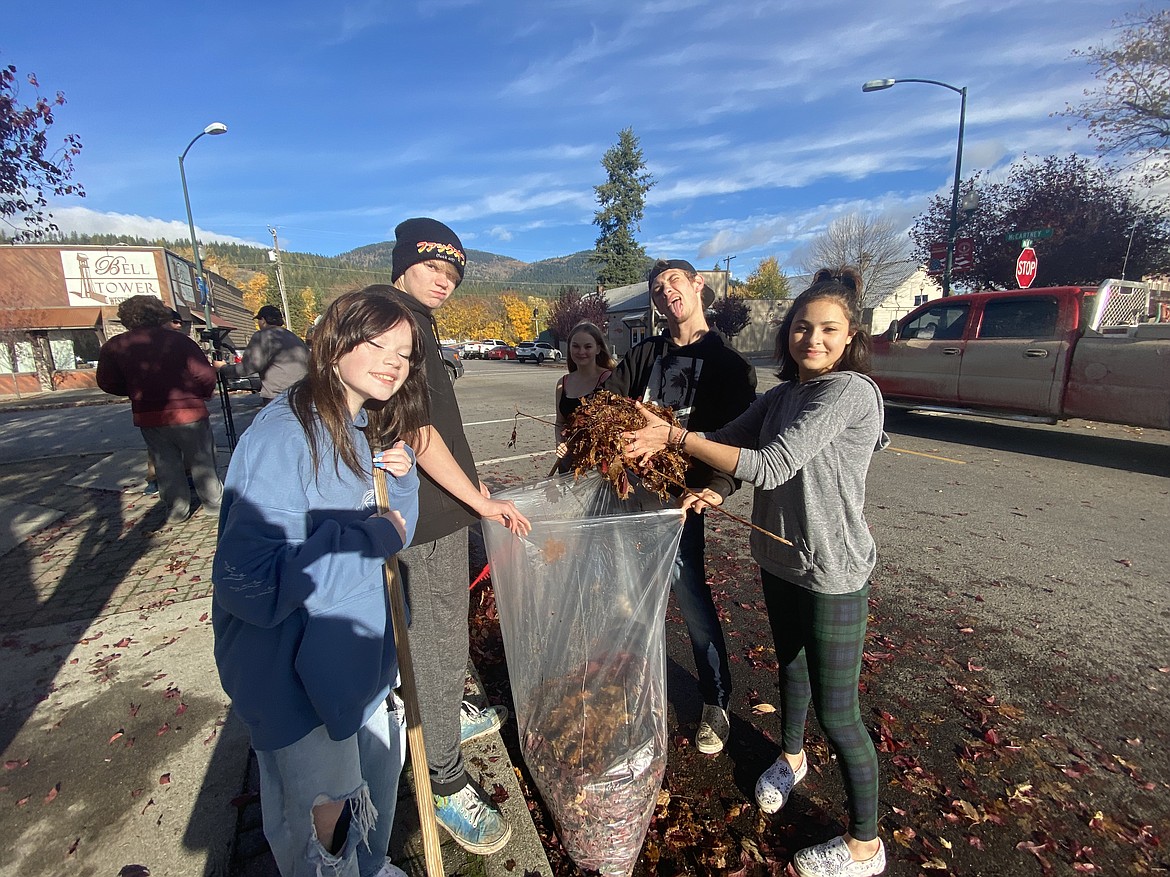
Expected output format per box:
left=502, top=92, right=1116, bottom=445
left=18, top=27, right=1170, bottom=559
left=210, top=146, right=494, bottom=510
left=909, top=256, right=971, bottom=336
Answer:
left=605, top=330, right=757, bottom=499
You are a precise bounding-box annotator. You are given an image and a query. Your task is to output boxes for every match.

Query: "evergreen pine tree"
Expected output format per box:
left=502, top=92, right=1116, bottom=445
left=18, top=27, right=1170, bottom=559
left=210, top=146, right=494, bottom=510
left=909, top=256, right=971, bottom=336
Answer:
left=591, top=128, right=654, bottom=288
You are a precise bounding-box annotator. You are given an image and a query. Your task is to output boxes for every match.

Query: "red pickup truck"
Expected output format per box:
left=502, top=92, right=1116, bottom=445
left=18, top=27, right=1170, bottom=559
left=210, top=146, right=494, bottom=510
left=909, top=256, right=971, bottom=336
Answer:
left=870, top=284, right=1170, bottom=430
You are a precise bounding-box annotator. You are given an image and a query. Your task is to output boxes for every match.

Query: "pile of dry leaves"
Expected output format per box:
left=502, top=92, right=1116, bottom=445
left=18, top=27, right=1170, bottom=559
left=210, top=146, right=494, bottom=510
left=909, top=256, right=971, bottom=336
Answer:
left=523, top=658, right=666, bottom=874
left=560, top=391, right=688, bottom=501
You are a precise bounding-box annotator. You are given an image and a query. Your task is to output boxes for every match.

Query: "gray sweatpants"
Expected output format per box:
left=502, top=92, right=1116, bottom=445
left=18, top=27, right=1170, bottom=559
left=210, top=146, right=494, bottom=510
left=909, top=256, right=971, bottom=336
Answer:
left=398, top=529, right=470, bottom=796
left=141, top=420, right=222, bottom=520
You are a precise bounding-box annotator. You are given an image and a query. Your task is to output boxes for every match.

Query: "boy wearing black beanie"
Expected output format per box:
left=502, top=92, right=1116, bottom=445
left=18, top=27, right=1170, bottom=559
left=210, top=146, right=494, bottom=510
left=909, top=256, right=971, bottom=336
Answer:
left=385, top=218, right=529, bottom=855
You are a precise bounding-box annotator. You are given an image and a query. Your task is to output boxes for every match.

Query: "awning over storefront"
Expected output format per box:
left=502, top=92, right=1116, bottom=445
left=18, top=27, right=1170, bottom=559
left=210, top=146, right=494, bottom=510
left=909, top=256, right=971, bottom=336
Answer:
left=192, top=311, right=239, bottom=329
left=0, top=306, right=112, bottom=330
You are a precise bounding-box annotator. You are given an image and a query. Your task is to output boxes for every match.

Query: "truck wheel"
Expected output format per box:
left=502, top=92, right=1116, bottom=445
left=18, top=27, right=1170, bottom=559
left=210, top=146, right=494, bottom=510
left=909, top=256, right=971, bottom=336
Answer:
left=446, top=363, right=457, bottom=384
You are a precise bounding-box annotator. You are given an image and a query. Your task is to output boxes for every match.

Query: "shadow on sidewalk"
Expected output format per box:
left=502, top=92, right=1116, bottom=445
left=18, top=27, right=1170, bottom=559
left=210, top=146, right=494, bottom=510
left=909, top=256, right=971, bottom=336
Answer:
left=184, top=708, right=255, bottom=876
left=0, top=456, right=178, bottom=755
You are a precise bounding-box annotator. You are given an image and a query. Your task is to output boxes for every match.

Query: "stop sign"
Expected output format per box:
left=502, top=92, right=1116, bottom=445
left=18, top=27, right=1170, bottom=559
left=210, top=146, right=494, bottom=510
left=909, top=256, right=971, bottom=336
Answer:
left=1016, top=247, right=1038, bottom=288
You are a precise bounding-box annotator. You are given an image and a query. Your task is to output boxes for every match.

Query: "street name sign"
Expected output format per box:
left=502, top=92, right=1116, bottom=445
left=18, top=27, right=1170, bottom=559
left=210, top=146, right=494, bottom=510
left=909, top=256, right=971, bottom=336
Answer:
left=1006, top=229, right=1053, bottom=242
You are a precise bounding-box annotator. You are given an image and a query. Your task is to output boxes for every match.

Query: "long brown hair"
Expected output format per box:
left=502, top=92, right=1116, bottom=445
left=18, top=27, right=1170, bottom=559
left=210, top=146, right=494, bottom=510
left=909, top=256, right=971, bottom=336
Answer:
left=774, top=267, right=872, bottom=381
left=566, top=321, right=615, bottom=372
left=288, top=288, right=430, bottom=478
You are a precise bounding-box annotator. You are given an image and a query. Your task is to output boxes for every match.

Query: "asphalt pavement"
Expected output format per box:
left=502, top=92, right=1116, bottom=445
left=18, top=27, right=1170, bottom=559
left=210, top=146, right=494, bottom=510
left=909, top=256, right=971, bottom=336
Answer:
left=3, top=366, right=1169, bottom=876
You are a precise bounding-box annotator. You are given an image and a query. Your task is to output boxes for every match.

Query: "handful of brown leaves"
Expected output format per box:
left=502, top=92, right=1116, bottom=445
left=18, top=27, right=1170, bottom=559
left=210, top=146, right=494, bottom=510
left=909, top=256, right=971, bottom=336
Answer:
left=561, top=390, right=688, bottom=501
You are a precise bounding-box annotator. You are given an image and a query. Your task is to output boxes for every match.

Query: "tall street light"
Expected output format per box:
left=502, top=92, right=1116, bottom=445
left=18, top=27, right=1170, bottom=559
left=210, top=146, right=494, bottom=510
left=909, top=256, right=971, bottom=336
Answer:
left=863, top=78, right=966, bottom=296
left=179, top=122, right=228, bottom=332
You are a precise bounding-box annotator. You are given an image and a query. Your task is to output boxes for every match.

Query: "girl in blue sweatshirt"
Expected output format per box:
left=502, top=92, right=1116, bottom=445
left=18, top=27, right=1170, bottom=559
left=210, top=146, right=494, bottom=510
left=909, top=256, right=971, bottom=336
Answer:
left=624, top=269, right=889, bottom=877
left=213, top=288, right=427, bottom=877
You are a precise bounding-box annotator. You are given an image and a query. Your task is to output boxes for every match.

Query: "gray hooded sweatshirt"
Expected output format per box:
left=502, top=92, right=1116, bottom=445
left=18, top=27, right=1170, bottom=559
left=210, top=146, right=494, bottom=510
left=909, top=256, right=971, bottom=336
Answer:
left=708, top=370, right=887, bottom=594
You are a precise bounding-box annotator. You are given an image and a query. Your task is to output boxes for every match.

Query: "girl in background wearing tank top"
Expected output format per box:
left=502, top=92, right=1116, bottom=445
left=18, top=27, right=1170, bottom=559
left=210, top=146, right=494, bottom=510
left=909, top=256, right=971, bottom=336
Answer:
left=554, top=322, right=615, bottom=473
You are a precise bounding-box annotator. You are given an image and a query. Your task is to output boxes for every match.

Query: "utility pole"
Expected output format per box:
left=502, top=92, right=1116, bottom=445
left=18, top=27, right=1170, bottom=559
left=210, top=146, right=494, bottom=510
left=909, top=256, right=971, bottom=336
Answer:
left=723, top=255, right=736, bottom=299
left=268, top=226, right=293, bottom=332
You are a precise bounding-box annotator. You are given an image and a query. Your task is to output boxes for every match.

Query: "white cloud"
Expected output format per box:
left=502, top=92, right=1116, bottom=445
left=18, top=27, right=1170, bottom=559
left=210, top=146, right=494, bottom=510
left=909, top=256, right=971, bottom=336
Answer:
left=46, top=206, right=264, bottom=247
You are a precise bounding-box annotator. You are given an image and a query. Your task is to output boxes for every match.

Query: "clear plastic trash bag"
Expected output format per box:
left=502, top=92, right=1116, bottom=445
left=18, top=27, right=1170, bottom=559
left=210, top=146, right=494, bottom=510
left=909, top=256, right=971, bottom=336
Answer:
left=482, top=472, right=685, bottom=875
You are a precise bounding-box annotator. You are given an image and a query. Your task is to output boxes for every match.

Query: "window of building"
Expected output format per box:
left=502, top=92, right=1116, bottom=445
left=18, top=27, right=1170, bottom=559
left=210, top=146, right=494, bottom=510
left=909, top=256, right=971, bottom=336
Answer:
left=48, top=330, right=102, bottom=369
left=0, top=340, right=36, bottom=374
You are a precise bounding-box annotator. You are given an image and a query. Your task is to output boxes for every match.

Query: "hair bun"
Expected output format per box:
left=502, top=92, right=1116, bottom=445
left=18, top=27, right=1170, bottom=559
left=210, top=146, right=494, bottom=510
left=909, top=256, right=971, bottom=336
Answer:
left=835, top=267, right=861, bottom=294
left=809, top=266, right=862, bottom=298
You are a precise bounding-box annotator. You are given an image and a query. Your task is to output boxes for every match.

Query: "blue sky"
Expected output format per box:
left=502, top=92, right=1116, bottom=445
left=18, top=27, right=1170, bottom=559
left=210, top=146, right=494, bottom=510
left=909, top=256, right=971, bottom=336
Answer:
left=4, top=0, right=1131, bottom=278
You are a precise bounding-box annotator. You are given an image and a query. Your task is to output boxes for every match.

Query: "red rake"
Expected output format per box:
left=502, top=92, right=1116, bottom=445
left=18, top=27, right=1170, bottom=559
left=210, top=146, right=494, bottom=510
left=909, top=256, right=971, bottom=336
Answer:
left=470, top=563, right=491, bottom=590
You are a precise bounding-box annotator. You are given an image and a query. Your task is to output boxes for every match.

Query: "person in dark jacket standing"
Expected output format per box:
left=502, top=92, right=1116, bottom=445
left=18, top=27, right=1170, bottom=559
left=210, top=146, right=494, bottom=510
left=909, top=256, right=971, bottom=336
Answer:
left=216, top=304, right=309, bottom=401
left=96, top=294, right=223, bottom=524
left=605, top=259, right=757, bottom=755
left=378, top=217, right=530, bottom=856
left=142, top=307, right=194, bottom=496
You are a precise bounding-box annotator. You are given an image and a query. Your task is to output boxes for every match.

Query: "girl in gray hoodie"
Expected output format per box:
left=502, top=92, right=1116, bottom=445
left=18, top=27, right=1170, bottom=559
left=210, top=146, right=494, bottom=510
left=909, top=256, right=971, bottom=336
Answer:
left=624, top=268, right=889, bottom=877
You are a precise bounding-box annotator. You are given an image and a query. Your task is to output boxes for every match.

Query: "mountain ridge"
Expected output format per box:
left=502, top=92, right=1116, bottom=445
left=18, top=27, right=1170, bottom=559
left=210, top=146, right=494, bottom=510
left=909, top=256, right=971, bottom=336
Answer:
left=18, top=231, right=603, bottom=294
left=337, top=241, right=599, bottom=288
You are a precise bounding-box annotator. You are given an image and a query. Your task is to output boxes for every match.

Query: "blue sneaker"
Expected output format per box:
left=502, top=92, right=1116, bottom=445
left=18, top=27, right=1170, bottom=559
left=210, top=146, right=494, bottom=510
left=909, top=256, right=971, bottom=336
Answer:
left=459, top=700, right=508, bottom=745
left=433, top=782, right=512, bottom=855
left=142, top=481, right=159, bottom=496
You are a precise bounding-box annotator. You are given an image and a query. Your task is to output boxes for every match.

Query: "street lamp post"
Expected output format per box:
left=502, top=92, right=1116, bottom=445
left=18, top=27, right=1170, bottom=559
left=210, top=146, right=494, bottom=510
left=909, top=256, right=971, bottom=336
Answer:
left=179, top=122, right=228, bottom=332
left=178, top=122, right=235, bottom=449
left=863, top=78, right=967, bottom=296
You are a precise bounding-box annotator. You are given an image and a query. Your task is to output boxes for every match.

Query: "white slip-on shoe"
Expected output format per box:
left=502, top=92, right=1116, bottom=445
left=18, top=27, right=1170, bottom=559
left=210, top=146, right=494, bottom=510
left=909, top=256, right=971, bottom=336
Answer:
left=754, top=751, right=808, bottom=814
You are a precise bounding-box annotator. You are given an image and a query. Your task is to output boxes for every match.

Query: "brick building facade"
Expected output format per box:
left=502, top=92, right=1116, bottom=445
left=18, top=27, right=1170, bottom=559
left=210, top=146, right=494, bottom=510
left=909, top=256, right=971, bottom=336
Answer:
left=0, top=244, right=252, bottom=395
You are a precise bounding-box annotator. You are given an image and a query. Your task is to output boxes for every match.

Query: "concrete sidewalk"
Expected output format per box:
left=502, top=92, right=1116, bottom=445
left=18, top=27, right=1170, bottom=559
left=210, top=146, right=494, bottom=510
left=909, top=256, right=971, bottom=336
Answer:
left=0, top=384, right=126, bottom=412
left=0, top=440, right=550, bottom=876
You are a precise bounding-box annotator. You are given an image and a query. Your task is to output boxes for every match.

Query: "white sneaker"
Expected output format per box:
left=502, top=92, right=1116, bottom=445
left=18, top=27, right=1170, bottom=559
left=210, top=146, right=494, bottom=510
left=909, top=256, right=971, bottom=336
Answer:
left=755, top=751, right=807, bottom=814
left=695, top=704, right=730, bottom=754
left=793, top=836, right=886, bottom=877
left=373, top=859, right=409, bottom=877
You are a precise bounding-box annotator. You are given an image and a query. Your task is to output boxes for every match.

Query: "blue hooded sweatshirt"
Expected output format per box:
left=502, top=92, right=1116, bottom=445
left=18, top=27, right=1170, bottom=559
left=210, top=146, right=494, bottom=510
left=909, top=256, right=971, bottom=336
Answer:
left=212, top=395, right=419, bottom=751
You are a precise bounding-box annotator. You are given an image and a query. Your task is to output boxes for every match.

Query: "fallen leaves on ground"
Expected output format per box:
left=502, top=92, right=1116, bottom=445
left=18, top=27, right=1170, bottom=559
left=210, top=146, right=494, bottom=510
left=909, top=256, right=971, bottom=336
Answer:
left=466, top=522, right=1165, bottom=876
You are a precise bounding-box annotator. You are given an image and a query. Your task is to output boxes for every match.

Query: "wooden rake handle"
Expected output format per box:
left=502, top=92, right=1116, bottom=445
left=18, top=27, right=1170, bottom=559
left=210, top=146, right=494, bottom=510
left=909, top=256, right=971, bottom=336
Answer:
left=374, top=468, right=444, bottom=877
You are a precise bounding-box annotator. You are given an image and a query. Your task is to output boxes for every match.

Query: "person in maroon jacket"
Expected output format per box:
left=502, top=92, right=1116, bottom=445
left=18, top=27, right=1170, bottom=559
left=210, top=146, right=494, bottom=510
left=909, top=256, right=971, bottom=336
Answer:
left=97, top=294, right=223, bottom=524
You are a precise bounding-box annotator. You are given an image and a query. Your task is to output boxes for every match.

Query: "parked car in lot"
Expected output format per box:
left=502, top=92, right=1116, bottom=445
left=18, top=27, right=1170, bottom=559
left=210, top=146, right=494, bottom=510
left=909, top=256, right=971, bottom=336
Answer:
left=441, top=345, right=464, bottom=382
left=515, top=341, right=563, bottom=364
left=484, top=344, right=517, bottom=361
left=463, top=338, right=509, bottom=359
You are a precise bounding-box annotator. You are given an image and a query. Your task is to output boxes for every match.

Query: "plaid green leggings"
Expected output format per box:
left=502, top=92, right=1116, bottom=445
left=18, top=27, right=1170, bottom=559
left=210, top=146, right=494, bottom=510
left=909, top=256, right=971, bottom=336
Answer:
left=760, top=570, right=879, bottom=841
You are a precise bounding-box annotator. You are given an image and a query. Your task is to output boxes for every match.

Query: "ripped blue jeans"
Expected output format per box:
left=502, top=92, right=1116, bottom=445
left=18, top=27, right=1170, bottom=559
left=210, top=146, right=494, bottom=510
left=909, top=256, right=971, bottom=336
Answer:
left=256, top=700, right=405, bottom=877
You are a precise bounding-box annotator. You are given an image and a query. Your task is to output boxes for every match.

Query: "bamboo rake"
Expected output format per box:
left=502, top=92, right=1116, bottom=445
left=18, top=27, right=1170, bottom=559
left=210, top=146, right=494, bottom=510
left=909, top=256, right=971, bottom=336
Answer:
left=374, top=468, right=444, bottom=877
